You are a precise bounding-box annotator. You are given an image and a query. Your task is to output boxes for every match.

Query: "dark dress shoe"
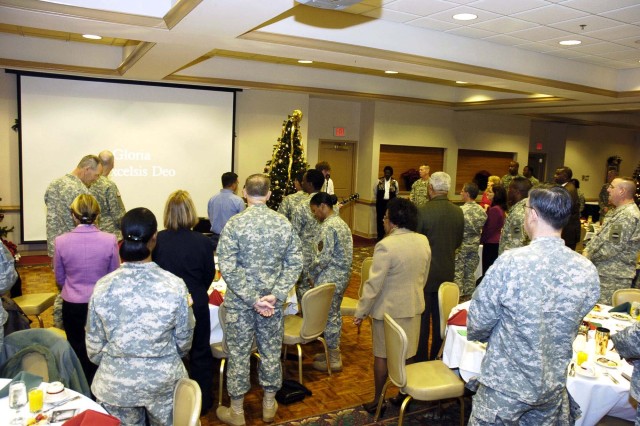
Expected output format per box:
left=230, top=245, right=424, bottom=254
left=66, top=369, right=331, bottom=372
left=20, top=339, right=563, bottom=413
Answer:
left=363, top=400, right=386, bottom=417
left=388, top=392, right=408, bottom=406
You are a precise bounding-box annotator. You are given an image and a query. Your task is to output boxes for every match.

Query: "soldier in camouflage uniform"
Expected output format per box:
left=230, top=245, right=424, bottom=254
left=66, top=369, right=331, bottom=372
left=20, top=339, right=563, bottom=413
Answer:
left=454, top=183, right=487, bottom=298
left=277, top=170, right=308, bottom=221
left=0, top=242, right=18, bottom=365
left=291, top=169, right=324, bottom=302
left=86, top=208, right=193, bottom=426
left=501, top=160, right=525, bottom=190
left=216, top=174, right=302, bottom=426
left=611, top=322, right=640, bottom=426
left=45, top=154, right=102, bottom=329
left=468, top=186, right=599, bottom=425
left=89, top=150, right=125, bottom=239
left=498, top=177, right=532, bottom=255
left=409, top=164, right=430, bottom=207
left=308, top=192, right=353, bottom=372
left=583, top=177, right=640, bottom=304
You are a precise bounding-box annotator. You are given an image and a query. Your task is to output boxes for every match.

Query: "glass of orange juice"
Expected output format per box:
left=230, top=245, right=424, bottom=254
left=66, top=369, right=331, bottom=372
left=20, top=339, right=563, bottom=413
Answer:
left=28, top=388, right=43, bottom=413
left=577, top=351, right=588, bottom=366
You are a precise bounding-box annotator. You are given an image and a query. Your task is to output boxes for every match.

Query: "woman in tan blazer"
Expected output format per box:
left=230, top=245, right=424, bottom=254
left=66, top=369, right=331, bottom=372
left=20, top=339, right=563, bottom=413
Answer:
left=354, top=197, right=431, bottom=414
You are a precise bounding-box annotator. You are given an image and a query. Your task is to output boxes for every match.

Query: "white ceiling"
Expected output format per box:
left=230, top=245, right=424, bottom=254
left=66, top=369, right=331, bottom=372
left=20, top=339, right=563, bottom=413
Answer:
left=0, top=0, right=639, bottom=128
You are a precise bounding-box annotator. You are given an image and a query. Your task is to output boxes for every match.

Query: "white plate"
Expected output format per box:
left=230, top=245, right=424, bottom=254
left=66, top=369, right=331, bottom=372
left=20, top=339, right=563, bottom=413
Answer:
left=595, top=356, right=619, bottom=369
left=44, top=388, right=68, bottom=404
left=575, top=364, right=599, bottom=379
left=610, top=313, right=632, bottom=321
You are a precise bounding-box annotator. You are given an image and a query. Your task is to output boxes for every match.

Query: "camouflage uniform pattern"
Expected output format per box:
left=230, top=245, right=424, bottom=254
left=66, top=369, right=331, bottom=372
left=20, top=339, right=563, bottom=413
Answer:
left=599, top=183, right=610, bottom=217
left=498, top=198, right=529, bottom=255
left=468, top=237, right=599, bottom=425
left=0, top=243, right=18, bottom=361
left=89, top=175, right=125, bottom=239
left=501, top=174, right=525, bottom=190
left=527, top=176, right=540, bottom=187
left=86, top=262, right=193, bottom=426
left=217, top=204, right=302, bottom=397
left=309, top=213, right=353, bottom=349
left=583, top=202, right=640, bottom=304
left=454, top=202, right=487, bottom=297
left=610, top=322, right=640, bottom=426
left=291, top=193, right=320, bottom=299
left=409, top=179, right=429, bottom=207
left=44, top=174, right=90, bottom=257
left=278, top=191, right=308, bottom=221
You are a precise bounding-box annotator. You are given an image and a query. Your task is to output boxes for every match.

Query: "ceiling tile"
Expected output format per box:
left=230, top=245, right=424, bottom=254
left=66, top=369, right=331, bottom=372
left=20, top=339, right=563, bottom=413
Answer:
left=582, top=24, right=640, bottom=41
left=469, top=16, right=538, bottom=33
left=548, top=15, right=628, bottom=33
left=362, top=7, right=421, bottom=22
left=597, top=49, right=638, bottom=60
left=445, top=26, right=497, bottom=38
left=484, top=33, right=530, bottom=46
left=613, top=35, right=640, bottom=48
left=601, top=5, right=640, bottom=24
left=512, top=5, right=589, bottom=25
left=507, top=25, right=569, bottom=42
left=561, top=0, right=640, bottom=14
left=384, top=0, right=460, bottom=16
left=406, top=17, right=459, bottom=31
left=467, top=0, right=549, bottom=15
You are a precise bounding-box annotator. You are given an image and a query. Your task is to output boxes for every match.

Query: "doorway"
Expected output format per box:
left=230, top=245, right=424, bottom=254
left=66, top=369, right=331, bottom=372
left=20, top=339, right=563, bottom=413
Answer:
left=318, top=140, right=357, bottom=229
left=527, top=153, right=547, bottom=183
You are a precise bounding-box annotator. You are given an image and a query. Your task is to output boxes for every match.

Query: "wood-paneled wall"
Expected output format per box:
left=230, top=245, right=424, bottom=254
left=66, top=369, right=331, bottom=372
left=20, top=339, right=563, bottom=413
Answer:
left=378, top=145, right=444, bottom=191
left=456, top=149, right=514, bottom=192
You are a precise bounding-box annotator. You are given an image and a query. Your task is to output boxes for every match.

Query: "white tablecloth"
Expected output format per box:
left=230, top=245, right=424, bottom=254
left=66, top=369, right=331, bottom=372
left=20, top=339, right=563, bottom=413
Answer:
left=0, top=379, right=106, bottom=425
left=442, top=302, right=637, bottom=426
left=208, top=277, right=298, bottom=345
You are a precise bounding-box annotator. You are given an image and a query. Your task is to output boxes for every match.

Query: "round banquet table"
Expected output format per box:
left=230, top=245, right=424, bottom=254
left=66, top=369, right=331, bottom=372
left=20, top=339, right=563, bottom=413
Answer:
left=0, top=378, right=107, bottom=425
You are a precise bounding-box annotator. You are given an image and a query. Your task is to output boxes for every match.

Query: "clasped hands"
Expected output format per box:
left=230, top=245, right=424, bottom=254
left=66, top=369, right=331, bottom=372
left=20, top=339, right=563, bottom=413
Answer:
left=253, top=295, right=277, bottom=317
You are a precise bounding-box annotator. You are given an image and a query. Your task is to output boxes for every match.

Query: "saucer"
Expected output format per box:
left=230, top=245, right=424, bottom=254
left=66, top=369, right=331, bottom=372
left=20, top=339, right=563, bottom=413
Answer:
left=44, top=388, right=68, bottom=404
left=575, top=363, right=598, bottom=379
left=595, top=356, right=619, bottom=369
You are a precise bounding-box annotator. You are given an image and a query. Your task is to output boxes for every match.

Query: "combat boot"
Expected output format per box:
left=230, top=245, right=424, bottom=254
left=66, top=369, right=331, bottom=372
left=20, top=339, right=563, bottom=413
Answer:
left=216, top=398, right=246, bottom=426
left=312, top=348, right=342, bottom=372
left=263, top=391, right=278, bottom=423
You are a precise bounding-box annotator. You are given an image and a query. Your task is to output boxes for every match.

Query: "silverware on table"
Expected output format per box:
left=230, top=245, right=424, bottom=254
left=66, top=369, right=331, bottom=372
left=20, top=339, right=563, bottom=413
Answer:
left=568, top=362, right=575, bottom=377
left=602, top=372, right=619, bottom=384
left=43, top=395, right=81, bottom=413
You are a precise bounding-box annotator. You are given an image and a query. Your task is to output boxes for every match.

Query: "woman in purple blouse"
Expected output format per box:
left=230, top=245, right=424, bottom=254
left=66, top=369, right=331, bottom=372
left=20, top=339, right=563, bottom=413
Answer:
left=54, top=194, right=119, bottom=385
left=480, top=184, right=507, bottom=281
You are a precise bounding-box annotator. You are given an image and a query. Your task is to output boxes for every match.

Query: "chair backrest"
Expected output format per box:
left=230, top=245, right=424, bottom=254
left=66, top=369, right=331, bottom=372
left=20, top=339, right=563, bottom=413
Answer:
left=218, top=303, right=229, bottom=353
left=173, top=378, right=202, bottom=426
left=438, top=282, right=460, bottom=339
left=612, top=288, right=640, bottom=306
left=300, top=283, right=336, bottom=340
left=383, top=313, right=408, bottom=389
left=22, top=351, right=49, bottom=382
left=359, top=257, right=373, bottom=298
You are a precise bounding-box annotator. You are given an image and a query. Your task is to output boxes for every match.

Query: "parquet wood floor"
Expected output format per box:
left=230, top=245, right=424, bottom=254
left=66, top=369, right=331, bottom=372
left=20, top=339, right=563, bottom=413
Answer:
left=15, top=241, right=391, bottom=425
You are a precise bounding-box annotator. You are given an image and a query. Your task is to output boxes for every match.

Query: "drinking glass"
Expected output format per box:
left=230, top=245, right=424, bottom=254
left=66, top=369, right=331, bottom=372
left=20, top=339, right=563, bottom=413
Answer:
left=9, top=380, right=28, bottom=425
left=595, top=327, right=610, bottom=356
left=29, top=387, right=44, bottom=413
left=577, top=351, right=588, bottom=366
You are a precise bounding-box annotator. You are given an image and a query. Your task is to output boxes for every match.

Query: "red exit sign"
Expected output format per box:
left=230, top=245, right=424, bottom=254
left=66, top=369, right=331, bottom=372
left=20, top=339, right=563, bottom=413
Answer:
left=333, top=127, right=345, bottom=137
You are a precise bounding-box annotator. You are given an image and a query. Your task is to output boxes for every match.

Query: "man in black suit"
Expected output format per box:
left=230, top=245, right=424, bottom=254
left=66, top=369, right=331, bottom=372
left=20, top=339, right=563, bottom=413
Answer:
left=554, top=166, right=581, bottom=250
left=415, top=171, right=464, bottom=361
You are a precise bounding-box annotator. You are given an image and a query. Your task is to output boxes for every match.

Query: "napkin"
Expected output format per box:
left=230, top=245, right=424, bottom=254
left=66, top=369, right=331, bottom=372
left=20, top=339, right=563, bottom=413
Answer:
left=63, top=410, right=121, bottom=425
left=0, top=371, right=43, bottom=398
left=208, top=289, right=224, bottom=306
left=447, top=309, right=467, bottom=326
left=609, top=302, right=631, bottom=313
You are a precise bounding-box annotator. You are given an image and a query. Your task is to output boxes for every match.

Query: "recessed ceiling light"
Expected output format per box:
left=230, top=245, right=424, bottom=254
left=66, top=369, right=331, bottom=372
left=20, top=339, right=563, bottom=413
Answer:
left=453, top=13, right=477, bottom=21
left=559, top=40, right=581, bottom=46
left=385, top=70, right=398, bottom=74
left=297, top=60, right=313, bottom=64
left=82, top=34, right=102, bottom=40
left=456, top=81, right=468, bottom=84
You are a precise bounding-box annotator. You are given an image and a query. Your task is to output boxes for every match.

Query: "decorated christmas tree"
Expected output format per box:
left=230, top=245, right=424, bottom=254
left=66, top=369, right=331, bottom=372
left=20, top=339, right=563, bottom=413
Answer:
left=265, top=109, right=308, bottom=210
left=633, top=161, right=640, bottom=207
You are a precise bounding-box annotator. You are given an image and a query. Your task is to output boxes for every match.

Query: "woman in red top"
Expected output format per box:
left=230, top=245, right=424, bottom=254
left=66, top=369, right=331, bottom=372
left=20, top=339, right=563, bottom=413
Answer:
left=480, top=184, right=507, bottom=281
left=479, top=175, right=501, bottom=211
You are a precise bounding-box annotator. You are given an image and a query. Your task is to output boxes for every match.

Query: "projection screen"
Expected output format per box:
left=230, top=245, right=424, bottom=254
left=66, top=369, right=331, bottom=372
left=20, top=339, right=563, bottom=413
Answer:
left=17, top=72, right=236, bottom=243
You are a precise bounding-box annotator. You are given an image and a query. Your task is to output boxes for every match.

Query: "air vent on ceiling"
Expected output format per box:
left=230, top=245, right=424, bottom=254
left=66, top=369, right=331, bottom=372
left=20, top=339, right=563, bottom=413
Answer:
left=296, top=0, right=363, bottom=10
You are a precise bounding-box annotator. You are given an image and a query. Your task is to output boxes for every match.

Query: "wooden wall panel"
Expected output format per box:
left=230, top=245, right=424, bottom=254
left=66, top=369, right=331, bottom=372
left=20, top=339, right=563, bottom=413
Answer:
left=378, top=145, right=444, bottom=191
left=456, top=149, right=514, bottom=192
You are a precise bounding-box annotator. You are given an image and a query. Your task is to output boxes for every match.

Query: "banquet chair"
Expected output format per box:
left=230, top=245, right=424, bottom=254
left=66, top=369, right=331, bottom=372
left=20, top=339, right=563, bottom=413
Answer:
left=374, top=313, right=465, bottom=426
left=12, top=292, right=56, bottom=328
left=436, top=281, right=460, bottom=359
left=340, top=256, right=373, bottom=334
left=210, top=303, right=260, bottom=407
left=612, top=288, right=640, bottom=307
left=173, top=378, right=202, bottom=426
left=282, top=283, right=336, bottom=384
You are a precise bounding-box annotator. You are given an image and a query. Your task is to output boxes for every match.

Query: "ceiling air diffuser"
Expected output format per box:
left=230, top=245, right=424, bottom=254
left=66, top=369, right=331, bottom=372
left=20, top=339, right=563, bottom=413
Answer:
left=296, top=0, right=363, bottom=10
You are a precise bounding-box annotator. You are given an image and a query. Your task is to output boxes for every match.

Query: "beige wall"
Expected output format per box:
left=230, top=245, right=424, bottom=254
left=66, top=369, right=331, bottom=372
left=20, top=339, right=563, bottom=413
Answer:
left=1, top=71, right=638, bottom=246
